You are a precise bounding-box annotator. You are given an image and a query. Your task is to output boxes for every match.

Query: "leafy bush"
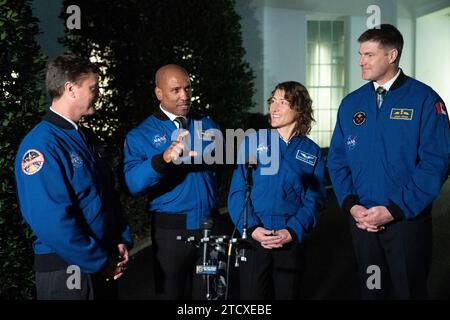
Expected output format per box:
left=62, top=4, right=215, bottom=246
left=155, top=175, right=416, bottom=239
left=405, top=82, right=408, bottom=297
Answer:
left=0, top=0, right=47, bottom=299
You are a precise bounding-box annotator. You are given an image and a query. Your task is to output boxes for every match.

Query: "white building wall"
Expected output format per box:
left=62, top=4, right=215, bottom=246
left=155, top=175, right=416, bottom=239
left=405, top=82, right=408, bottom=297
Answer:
left=263, top=7, right=306, bottom=113
left=416, top=10, right=450, bottom=107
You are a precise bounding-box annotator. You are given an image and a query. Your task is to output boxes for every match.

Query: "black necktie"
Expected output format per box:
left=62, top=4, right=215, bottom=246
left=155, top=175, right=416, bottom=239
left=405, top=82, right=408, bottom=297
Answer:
left=376, top=87, right=387, bottom=109
left=174, top=116, right=187, bottom=129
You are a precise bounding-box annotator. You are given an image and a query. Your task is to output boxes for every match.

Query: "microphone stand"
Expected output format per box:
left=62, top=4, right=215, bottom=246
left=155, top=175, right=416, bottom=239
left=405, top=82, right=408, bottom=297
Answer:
left=240, top=163, right=255, bottom=263
left=202, top=218, right=213, bottom=299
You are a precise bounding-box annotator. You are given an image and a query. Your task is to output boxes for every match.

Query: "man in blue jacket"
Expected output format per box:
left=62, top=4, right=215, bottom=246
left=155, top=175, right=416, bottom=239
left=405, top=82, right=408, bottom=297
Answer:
left=328, top=24, right=449, bottom=299
left=14, top=55, right=132, bottom=299
left=123, top=64, right=221, bottom=299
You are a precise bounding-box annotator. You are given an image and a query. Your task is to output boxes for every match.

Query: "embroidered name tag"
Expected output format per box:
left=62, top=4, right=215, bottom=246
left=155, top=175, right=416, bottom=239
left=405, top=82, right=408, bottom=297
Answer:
left=390, top=108, right=414, bottom=120
left=295, top=150, right=317, bottom=166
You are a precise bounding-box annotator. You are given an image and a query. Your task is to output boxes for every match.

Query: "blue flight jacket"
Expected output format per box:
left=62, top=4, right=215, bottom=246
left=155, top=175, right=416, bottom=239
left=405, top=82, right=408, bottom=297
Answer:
left=14, top=110, right=132, bottom=274
left=227, top=130, right=326, bottom=242
left=328, top=71, right=450, bottom=220
left=123, top=108, right=221, bottom=230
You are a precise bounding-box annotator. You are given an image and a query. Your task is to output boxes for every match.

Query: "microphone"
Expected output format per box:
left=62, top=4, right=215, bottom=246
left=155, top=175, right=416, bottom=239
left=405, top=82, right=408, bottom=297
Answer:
left=202, top=218, right=214, bottom=266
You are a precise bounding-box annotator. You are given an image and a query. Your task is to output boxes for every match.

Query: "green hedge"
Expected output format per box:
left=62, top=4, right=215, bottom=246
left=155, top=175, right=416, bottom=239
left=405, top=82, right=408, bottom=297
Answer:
left=0, top=0, right=47, bottom=299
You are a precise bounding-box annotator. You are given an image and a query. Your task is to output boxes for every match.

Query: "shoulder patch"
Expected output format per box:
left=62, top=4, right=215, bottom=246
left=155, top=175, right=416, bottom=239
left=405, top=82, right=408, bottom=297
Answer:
left=435, top=101, right=447, bottom=116
left=21, top=149, right=45, bottom=175
left=353, top=111, right=366, bottom=125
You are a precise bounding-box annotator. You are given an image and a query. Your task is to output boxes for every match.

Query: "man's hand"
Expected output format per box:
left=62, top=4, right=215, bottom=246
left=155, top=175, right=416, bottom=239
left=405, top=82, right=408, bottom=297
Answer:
left=358, top=206, right=394, bottom=232
left=163, top=130, right=197, bottom=163
left=100, top=244, right=129, bottom=281
left=350, top=204, right=374, bottom=231
left=113, top=243, right=129, bottom=280
left=350, top=204, right=382, bottom=232
left=272, top=229, right=293, bottom=246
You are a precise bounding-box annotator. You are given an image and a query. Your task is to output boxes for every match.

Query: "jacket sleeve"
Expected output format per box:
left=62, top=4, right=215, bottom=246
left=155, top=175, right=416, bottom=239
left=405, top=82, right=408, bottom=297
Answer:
left=287, top=149, right=326, bottom=242
left=328, top=106, right=361, bottom=213
left=388, top=94, right=450, bottom=220
left=15, top=145, right=109, bottom=274
left=123, top=131, right=166, bottom=196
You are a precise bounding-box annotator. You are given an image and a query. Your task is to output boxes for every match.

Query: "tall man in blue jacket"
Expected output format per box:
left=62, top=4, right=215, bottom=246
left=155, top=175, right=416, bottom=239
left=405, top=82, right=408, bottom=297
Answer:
left=123, top=64, right=221, bottom=299
left=328, top=24, right=449, bottom=299
left=14, top=55, right=132, bottom=299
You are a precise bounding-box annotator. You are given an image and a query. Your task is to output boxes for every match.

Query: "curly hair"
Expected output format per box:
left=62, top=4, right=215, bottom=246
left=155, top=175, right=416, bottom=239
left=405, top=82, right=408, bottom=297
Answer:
left=268, top=81, right=315, bottom=135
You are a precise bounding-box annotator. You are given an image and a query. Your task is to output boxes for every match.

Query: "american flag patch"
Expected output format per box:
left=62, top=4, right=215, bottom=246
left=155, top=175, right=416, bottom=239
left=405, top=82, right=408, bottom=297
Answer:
left=435, top=101, right=447, bottom=115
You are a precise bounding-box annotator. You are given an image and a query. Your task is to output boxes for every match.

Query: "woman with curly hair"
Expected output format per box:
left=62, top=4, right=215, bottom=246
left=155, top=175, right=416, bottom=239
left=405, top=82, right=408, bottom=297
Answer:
left=228, top=81, right=326, bottom=299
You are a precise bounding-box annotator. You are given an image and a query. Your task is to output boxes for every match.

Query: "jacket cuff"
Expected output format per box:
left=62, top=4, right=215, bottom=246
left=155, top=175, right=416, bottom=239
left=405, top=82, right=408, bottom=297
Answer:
left=387, top=201, right=405, bottom=221
left=342, top=194, right=360, bottom=214
left=151, top=154, right=172, bottom=174
left=286, top=227, right=298, bottom=243
left=247, top=224, right=263, bottom=238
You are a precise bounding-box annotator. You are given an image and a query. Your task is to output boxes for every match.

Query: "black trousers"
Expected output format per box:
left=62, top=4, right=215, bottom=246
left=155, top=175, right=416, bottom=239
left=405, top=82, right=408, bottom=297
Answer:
left=349, top=213, right=432, bottom=299
left=238, top=239, right=305, bottom=300
left=151, top=213, right=207, bottom=300
left=35, top=269, right=117, bottom=300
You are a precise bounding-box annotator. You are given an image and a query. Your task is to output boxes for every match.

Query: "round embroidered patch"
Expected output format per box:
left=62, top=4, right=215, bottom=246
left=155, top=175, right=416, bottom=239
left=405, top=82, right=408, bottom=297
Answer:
left=353, top=111, right=366, bottom=125
left=21, top=149, right=45, bottom=175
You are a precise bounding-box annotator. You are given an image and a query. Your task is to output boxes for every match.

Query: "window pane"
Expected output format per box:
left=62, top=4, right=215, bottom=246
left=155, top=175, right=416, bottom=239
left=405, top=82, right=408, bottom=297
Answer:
left=332, top=21, right=344, bottom=42
left=307, top=21, right=319, bottom=42
left=306, top=19, right=345, bottom=148
left=308, top=43, right=319, bottom=64
left=307, top=65, right=319, bottom=86
left=331, top=88, right=344, bottom=109
left=332, top=43, right=344, bottom=62
left=319, top=65, right=332, bottom=86
left=316, top=88, right=331, bottom=108
left=319, top=21, right=332, bottom=42
left=332, top=65, right=344, bottom=86
left=309, top=88, right=318, bottom=106
left=319, top=42, right=332, bottom=64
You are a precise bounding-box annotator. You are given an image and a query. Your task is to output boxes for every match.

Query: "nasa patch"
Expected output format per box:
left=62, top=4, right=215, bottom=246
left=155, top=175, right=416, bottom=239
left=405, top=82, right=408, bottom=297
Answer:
left=346, top=135, right=357, bottom=150
left=353, top=111, right=366, bottom=126
left=152, top=134, right=167, bottom=147
left=21, top=149, right=45, bottom=175
left=70, top=152, right=84, bottom=168
left=256, top=143, right=269, bottom=154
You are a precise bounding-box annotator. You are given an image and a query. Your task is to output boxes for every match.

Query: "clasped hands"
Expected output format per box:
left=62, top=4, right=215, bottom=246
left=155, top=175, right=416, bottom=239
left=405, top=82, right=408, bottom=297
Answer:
left=350, top=205, right=394, bottom=232
left=251, top=227, right=293, bottom=249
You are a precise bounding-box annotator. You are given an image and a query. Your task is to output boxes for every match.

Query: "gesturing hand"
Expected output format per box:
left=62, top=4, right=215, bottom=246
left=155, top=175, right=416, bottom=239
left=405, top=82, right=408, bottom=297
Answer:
left=163, top=130, right=197, bottom=163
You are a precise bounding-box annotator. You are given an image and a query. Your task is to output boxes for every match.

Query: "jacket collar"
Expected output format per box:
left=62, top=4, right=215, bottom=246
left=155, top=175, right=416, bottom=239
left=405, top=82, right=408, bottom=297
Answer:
left=43, top=109, right=77, bottom=130
left=388, top=69, right=408, bottom=91
left=153, top=107, right=171, bottom=121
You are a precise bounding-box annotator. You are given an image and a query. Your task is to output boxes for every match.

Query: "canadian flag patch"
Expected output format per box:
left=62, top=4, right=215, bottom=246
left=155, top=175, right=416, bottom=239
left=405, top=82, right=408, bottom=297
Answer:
left=435, top=101, right=447, bottom=115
